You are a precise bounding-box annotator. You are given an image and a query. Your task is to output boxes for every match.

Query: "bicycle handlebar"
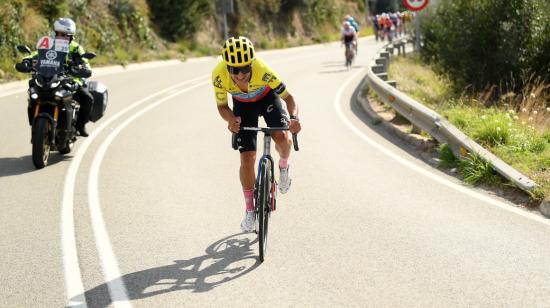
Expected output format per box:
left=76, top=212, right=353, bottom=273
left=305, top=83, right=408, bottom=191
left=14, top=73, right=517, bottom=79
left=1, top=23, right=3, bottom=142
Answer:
left=231, top=127, right=299, bottom=151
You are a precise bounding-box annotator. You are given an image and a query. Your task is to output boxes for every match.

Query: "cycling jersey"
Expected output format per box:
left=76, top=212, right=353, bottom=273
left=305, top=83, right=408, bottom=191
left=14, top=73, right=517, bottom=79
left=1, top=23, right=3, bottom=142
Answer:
left=341, top=28, right=357, bottom=43
left=212, top=57, right=289, bottom=105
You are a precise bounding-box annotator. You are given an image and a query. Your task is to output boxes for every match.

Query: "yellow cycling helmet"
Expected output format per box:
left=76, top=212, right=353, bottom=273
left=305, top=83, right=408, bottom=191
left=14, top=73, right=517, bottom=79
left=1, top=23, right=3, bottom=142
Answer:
left=221, top=36, right=255, bottom=67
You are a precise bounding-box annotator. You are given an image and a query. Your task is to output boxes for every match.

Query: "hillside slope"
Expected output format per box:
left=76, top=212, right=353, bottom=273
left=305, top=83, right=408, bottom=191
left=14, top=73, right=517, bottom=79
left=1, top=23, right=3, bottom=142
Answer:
left=0, top=0, right=366, bottom=83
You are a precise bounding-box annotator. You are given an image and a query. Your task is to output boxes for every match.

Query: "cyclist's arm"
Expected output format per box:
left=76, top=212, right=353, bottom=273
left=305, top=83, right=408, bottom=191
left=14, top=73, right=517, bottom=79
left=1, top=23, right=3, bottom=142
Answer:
left=217, top=104, right=241, bottom=133
left=217, top=104, right=235, bottom=122
left=281, top=93, right=298, bottom=118
left=281, top=93, right=301, bottom=134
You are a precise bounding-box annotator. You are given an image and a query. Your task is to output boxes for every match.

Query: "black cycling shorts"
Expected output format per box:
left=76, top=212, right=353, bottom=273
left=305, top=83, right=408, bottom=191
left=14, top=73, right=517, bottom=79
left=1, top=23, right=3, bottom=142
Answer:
left=233, top=90, right=289, bottom=153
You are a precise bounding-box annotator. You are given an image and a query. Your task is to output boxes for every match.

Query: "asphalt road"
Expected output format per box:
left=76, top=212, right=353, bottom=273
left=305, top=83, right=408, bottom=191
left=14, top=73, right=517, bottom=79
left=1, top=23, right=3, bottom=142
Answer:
left=1, top=37, right=550, bottom=307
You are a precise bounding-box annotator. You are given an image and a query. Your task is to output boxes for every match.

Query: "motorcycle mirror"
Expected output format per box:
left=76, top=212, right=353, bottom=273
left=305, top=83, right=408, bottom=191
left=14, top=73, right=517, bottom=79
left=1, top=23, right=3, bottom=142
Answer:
left=17, top=45, right=31, bottom=54
left=15, top=62, right=31, bottom=73
left=81, top=52, right=96, bottom=60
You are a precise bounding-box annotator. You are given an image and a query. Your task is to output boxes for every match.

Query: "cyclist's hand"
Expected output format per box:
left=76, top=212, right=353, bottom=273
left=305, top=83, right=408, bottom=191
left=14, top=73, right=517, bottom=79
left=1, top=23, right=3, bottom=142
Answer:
left=289, top=119, right=301, bottom=134
left=228, top=116, right=241, bottom=133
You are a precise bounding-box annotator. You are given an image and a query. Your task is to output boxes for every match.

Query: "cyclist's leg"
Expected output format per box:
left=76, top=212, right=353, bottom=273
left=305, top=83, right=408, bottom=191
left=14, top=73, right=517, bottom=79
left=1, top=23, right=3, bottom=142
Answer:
left=344, top=42, right=350, bottom=60
left=261, top=92, right=293, bottom=193
left=261, top=91, right=291, bottom=159
left=233, top=99, right=260, bottom=198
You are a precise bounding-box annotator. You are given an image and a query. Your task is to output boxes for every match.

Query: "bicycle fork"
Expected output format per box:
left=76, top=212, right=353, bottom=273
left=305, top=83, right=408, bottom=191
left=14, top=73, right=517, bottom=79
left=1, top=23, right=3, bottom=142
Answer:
left=256, top=132, right=277, bottom=212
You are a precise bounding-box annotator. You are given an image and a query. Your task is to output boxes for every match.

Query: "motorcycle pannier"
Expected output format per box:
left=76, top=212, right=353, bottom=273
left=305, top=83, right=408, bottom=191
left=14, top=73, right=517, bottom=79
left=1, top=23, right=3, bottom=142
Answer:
left=88, top=81, right=108, bottom=123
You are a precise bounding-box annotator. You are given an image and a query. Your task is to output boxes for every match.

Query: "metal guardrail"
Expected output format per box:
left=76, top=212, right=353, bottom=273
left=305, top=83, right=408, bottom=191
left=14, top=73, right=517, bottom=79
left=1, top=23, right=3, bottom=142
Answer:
left=363, top=38, right=537, bottom=193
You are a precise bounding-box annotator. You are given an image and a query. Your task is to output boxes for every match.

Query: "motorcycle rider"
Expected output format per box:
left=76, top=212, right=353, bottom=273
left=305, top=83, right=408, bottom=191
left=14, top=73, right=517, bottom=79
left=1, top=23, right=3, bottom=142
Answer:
left=18, top=18, right=93, bottom=137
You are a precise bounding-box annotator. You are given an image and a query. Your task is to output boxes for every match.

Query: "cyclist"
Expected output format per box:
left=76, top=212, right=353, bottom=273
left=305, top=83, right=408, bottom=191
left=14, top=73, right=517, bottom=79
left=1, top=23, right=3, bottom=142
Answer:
left=380, top=13, right=394, bottom=42
left=371, top=15, right=380, bottom=41
left=344, top=15, right=360, bottom=34
left=18, top=18, right=93, bottom=137
left=341, top=21, right=357, bottom=63
left=344, top=15, right=359, bottom=52
left=212, top=36, right=302, bottom=232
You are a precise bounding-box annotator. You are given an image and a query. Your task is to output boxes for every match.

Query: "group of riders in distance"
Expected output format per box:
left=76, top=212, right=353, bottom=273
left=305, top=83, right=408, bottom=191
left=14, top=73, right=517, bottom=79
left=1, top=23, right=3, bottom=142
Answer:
left=371, top=11, right=414, bottom=42
left=340, top=12, right=414, bottom=68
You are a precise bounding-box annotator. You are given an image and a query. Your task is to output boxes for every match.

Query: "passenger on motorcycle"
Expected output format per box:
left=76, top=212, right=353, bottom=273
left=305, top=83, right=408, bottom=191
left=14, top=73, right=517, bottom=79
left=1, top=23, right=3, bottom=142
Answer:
left=212, top=36, right=302, bottom=232
left=344, top=15, right=360, bottom=34
left=18, top=18, right=93, bottom=137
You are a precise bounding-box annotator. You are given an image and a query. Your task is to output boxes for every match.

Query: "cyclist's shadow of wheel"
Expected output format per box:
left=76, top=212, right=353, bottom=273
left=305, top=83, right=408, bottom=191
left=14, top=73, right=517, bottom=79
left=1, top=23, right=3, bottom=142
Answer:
left=75, top=233, right=261, bottom=307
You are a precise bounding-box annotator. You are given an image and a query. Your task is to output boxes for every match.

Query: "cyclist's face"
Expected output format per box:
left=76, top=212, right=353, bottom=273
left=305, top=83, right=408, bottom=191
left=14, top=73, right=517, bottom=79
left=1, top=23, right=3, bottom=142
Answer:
left=227, top=64, right=251, bottom=81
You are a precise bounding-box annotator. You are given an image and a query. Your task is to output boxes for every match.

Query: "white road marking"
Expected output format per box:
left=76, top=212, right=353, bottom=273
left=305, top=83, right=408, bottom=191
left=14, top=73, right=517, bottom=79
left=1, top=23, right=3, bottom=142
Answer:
left=87, top=79, right=210, bottom=307
left=61, top=74, right=209, bottom=307
left=334, top=68, right=550, bottom=227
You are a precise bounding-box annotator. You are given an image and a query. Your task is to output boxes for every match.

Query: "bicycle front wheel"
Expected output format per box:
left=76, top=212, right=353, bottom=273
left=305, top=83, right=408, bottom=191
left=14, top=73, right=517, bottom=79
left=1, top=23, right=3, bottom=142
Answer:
left=257, top=160, right=271, bottom=262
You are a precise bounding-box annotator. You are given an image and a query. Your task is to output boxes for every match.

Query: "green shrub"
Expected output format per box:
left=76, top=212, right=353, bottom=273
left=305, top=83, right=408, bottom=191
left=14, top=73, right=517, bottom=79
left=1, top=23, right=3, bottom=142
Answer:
left=30, top=0, right=68, bottom=21
left=422, top=0, right=550, bottom=92
left=472, top=113, right=511, bottom=147
left=438, top=143, right=457, bottom=168
left=147, top=0, right=211, bottom=41
left=458, top=152, right=500, bottom=185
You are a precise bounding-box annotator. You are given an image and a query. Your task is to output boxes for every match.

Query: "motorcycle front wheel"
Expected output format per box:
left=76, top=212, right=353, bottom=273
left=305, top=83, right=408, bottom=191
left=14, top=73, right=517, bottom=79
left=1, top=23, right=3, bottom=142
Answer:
left=32, top=117, right=50, bottom=169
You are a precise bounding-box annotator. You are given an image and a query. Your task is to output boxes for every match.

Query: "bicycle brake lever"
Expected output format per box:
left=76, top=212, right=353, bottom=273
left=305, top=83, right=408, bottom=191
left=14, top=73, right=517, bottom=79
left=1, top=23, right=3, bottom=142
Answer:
left=292, top=133, right=299, bottom=151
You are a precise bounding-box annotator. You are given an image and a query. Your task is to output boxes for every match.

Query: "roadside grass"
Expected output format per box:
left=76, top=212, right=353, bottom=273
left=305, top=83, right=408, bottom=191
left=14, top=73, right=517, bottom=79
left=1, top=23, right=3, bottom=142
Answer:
left=389, top=54, right=550, bottom=201
left=437, top=143, right=457, bottom=169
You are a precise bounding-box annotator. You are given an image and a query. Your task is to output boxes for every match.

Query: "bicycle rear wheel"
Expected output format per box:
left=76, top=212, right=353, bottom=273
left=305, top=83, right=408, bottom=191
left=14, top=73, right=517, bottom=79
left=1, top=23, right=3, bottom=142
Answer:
left=257, top=159, right=271, bottom=262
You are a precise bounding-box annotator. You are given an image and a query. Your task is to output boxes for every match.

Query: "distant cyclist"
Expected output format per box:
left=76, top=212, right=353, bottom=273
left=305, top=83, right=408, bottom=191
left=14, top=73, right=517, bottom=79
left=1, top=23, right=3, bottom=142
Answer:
left=371, top=15, right=380, bottom=41
left=212, top=36, right=302, bottom=232
left=341, top=21, right=357, bottom=62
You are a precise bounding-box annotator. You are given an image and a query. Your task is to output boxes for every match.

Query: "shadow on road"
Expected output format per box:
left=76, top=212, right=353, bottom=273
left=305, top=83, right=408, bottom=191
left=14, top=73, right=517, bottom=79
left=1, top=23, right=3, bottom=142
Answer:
left=72, top=233, right=260, bottom=308
left=320, top=60, right=344, bottom=65
left=0, top=154, right=69, bottom=177
left=319, top=69, right=348, bottom=74
left=319, top=65, right=365, bottom=74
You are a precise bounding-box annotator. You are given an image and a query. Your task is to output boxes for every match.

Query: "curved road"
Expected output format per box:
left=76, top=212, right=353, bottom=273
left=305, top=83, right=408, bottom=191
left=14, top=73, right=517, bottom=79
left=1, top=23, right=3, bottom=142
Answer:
left=1, top=37, right=550, bottom=307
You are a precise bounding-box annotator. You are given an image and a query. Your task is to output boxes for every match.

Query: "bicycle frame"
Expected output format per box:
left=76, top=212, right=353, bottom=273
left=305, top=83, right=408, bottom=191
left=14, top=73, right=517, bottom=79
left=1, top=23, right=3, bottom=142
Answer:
left=232, top=127, right=298, bottom=262
left=256, top=130, right=276, bottom=212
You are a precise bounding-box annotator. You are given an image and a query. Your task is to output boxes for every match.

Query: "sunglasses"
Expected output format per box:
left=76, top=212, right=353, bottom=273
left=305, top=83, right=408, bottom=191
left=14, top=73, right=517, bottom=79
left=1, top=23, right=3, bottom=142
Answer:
left=227, top=65, right=252, bottom=75
left=56, top=32, right=73, bottom=39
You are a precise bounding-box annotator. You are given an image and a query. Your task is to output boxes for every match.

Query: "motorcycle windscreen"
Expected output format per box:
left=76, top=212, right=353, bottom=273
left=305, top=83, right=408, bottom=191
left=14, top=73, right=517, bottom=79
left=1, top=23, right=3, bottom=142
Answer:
left=35, top=36, right=69, bottom=78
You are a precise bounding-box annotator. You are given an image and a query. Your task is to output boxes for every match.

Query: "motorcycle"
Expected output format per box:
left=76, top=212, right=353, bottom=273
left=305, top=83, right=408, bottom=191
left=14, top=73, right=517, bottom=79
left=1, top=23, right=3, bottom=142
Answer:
left=15, top=36, right=108, bottom=169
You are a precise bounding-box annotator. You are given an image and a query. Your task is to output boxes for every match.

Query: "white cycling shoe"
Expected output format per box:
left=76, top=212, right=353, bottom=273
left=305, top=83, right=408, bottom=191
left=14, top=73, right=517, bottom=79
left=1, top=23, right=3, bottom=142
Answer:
left=279, top=165, right=292, bottom=194
left=240, top=210, right=256, bottom=232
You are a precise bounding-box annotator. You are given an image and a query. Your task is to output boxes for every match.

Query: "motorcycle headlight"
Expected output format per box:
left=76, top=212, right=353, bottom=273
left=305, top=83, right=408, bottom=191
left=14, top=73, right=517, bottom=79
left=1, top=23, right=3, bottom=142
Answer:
left=31, top=93, right=39, bottom=100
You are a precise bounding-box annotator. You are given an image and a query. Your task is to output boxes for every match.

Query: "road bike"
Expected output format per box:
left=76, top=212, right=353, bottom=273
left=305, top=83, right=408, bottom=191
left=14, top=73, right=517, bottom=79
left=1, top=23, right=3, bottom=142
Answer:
left=232, top=127, right=299, bottom=262
left=345, top=42, right=355, bottom=70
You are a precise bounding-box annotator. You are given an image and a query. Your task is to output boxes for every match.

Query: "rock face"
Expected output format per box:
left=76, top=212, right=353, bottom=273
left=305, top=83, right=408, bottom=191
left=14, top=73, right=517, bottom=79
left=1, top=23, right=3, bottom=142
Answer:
left=540, top=198, right=550, bottom=218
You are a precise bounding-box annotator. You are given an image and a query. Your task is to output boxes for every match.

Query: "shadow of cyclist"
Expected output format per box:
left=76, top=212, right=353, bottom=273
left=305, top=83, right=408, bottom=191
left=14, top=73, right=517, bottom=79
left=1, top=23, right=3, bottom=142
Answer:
left=72, top=233, right=260, bottom=308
